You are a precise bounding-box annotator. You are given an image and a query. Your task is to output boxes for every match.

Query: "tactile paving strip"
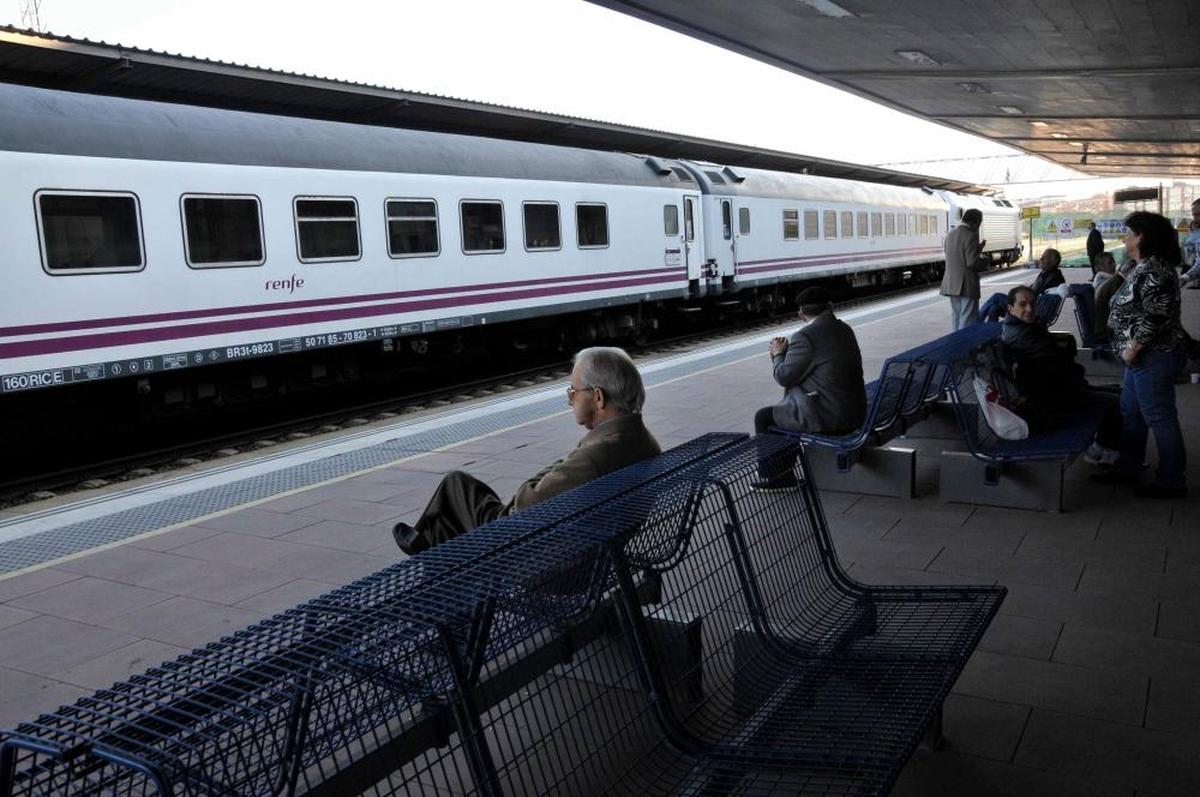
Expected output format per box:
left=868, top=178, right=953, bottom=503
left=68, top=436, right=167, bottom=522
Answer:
left=0, top=342, right=759, bottom=575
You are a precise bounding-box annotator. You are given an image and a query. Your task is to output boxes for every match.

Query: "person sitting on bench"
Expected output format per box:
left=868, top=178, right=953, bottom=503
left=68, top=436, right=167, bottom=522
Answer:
left=978, top=247, right=1065, bottom=323
left=753, top=287, right=866, bottom=488
left=1001, top=285, right=1121, bottom=463
left=391, top=346, right=661, bottom=554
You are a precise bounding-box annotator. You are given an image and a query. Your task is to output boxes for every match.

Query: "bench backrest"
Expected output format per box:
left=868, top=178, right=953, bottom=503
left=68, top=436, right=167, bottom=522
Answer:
left=1068, top=283, right=1099, bottom=347
left=1034, top=292, right=1063, bottom=326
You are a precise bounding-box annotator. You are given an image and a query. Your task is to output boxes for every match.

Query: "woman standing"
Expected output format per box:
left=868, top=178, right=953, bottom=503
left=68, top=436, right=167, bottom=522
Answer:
left=1093, top=212, right=1188, bottom=498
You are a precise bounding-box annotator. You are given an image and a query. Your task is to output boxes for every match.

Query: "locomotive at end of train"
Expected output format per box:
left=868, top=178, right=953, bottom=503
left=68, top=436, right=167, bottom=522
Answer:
left=0, top=82, right=1021, bottom=410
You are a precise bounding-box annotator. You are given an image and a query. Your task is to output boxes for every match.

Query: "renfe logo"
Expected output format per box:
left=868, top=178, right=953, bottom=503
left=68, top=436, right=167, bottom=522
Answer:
left=266, top=274, right=305, bottom=294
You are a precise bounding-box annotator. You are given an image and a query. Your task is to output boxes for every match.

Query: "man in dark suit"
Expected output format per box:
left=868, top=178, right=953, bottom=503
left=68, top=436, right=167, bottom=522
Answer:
left=391, top=346, right=661, bottom=554
left=752, top=288, right=866, bottom=487
left=1086, top=221, right=1104, bottom=275
left=940, top=208, right=989, bottom=330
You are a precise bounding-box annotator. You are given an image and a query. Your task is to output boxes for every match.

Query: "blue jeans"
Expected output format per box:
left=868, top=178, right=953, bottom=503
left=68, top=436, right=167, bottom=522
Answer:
left=1115, top=346, right=1188, bottom=488
left=949, top=296, right=980, bottom=331
left=977, top=292, right=1008, bottom=323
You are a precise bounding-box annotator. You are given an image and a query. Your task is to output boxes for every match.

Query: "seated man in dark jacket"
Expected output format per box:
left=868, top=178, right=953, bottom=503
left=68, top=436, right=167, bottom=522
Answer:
left=392, top=346, right=661, bottom=554
left=1001, top=285, right=1120, bottom=457
left=1029, top=247, right=1066, bottom=295
left=753, top=287, right=867, bottom=487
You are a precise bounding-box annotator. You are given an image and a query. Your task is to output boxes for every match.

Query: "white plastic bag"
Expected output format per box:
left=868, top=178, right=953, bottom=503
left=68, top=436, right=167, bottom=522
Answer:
left=1050, top=283, right=1070, bottom=299
left=973, top=375, right=1029, bottom=440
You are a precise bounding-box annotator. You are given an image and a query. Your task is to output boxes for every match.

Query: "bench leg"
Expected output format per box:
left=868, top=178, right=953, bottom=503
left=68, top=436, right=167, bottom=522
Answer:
left=920, top=706, right=945, bottom=751
left=938, top=452, right=1067, bottom=512
left=806, top=445, right=916, bottom=499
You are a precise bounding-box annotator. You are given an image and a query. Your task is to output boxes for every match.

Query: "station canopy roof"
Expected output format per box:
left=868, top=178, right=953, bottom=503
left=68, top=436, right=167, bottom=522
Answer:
left=0, top=24, right=988, bottom=194
left=589, top=0, right=1200, bottom=178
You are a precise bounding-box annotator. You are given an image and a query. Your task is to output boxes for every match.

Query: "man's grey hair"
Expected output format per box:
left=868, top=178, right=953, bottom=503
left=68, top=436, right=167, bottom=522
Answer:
left=574, top=346, right=646, bottom=414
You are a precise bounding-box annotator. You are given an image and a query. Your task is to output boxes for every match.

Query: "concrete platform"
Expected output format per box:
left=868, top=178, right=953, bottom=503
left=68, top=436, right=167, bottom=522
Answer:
left=1, top=268, right=1198, bottom=797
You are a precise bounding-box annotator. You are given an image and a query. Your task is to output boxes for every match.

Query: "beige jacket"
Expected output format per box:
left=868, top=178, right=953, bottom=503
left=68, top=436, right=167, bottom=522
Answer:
left=940, top=222, right=988, bottom=299
left=507, top=414, right=661, bottom=513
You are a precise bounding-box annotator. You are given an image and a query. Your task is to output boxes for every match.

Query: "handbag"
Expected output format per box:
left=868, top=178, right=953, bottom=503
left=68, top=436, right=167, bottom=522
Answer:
left=973, top=374, right=1029, bottom=440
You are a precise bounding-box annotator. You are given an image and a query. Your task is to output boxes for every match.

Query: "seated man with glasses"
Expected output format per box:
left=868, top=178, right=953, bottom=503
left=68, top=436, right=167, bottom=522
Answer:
left=391, top=346, right=661, bottom=554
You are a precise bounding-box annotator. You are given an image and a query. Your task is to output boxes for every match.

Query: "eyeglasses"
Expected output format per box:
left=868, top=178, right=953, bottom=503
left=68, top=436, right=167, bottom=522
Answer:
left=566, top=385, right=598, bottom=403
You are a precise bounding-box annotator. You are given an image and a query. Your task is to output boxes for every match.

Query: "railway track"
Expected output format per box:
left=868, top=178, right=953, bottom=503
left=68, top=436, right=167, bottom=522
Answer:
left=0, top=269, right=1016, bottom=508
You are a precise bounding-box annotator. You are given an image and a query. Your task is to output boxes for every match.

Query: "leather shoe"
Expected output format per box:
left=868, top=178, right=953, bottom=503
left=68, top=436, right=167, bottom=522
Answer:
left=1090, top=471, right=1140, bottom=487
left=1133, top=484, right=1188, bottom=499
left=392, top=522, right=429, bottom=555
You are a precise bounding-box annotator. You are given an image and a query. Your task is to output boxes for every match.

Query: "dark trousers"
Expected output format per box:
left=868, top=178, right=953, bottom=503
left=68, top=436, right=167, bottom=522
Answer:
left=977, top=292, right=1008, bottom=323
left=754, top=406, right=775, bottom=435
left=408, top=470, right=507, bottom=550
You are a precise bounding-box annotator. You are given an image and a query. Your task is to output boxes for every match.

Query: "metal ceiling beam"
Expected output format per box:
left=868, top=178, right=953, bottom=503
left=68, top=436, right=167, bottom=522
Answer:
left=820, top=67, right=1200, bottom=81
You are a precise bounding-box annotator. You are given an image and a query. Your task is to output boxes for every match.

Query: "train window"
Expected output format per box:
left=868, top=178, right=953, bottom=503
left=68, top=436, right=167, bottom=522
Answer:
left=929, top=215, right=939, bottom=235
left=738, top=207, right=751, bottom=235
left=664, top=205, right=679, bottom=236
left=721, top=201, right=732, bottom=240
left=684, top=198, right=695, bottom=241
left=919, top=215, right=929, bottom=235
left=386, top=199, right=440, bottom=258
left=909, top=213, right=917, bottom=235
left=870, top=213, right=882, bottom=237
left=295, top=197, right=360, bottom=262
left=885, top=213, right=896, bottom=236
left=803, top=210, right=819, bottom=240
left=705, top=171, right=727, bottom=184
left=823, top=211, right=837, bottom=239
left=37, top=191, right=144, bottom=274
left=856, top=212, right=868, bottom=238
left=461, top=201, right=505, bottom=253
left=782, top=209, right=799, bottom=241
left=672, top=167, right=693, bottom=182
left=180, top=195, right=264, bottom=268
left=576, top=203, right=609, bottom=248
left=523, top=202, right=561, bottom=251
left=840, top=211, right=853, bottom=239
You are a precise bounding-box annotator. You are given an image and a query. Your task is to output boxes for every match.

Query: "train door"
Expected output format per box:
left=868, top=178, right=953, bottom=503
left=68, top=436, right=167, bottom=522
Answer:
left=682, top=194, right=704, bottom=281
left=711, top=198, right=735, bottom=279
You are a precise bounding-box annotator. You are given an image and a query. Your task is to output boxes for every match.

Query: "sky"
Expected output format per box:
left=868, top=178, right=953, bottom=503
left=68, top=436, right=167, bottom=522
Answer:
left=2, top=0, right=1174, bottom=201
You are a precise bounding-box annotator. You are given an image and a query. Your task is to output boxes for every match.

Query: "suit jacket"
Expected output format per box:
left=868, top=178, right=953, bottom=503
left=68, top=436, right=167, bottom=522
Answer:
left=507, top=413, right=661, bottom=513
left=940, top=222, right=987, bottom=299
left=769, top=312, right=867, bottom=433
left=1001, top=314, right=1086, bottom=411
left=1030, top=267, right=1066, bottom=295
left=1086, top=228, right=1104, bottom=258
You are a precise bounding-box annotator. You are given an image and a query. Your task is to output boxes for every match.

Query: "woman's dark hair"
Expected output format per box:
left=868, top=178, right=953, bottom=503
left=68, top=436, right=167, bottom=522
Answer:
left=1124, top=211, right=1182, bottom=265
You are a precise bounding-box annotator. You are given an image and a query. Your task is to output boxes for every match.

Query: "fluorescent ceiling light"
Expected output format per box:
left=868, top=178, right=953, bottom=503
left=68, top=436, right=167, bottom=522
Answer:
left=998, top=106, right=1023, bottom=114
left=1050, top=132, right=1068, bottom=139
left=797, top=0, right=855, bottom=17
left=1068, top=141, right=1083, bottom=147
left=957, top=82, right=989, bottom=94
left=1030, top=121, right=1049, bottom=127
left=895, top=50, right=940, bottom=67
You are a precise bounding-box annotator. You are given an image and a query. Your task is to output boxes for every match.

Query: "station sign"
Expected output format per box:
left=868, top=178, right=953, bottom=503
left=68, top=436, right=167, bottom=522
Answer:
left=1057, top=218, right=1074, bottom=234
left=1019, top=206, right=1041, bottom=220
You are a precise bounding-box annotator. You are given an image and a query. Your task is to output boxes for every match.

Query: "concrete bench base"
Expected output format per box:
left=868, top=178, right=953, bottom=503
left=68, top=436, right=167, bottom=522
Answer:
left=807, top=444, right=916, bottom=499
left=939, top=451, right=1066, bottom=512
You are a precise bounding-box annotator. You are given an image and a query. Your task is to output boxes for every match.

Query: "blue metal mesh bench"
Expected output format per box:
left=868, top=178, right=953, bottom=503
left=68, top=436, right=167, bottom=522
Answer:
left=769, top=322, right=1001, bottom=498
left=0, top=434, right=744, bottom=797
left=0, top=434, right=1005, bottom=796
left=930, top=334, right=1107, bottom=511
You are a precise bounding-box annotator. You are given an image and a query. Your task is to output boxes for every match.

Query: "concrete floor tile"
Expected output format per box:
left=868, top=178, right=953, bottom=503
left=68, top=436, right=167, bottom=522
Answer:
left=1015, top=535, right=1167, bottom=574
left=928, top=548, right=1084, bottom=590
left=0, top=677, right=89, bottom=729
left=941, top=693, right=1031, bottom=762
left=966, top=506, right=1099, bottom=538
left=288, top=499, right=406, bottom=525
left=1156, top=600, right=1200, bottom=644
left=893, top=749, right=1129, bottom=797
left=169, top=533, right=313, bottom=569
left=233, top=578, right=337, bottom=616
left=1053, top=625, right=1200, bottom=681
left=843, top=495, right=975, bottom=527
left=834, top=538, right=944, bottom=571
left=0, top=603, right=38, bottom=631
left=128, top=524, right=224, bottom=552
left=259, top=546, right=391, bottom=584
left=884, top=517, right=1022, bottom=554
left=101, top=596, right=266, bottom=649
left=1144, top=676, right=1200, bottom=738
left=0, top=569, right=81, bottom=602
left=955, top=651, right=1147, bottom=726
left=1078, top=566, right=1195, bottom=605
left=978, top=613, right=1062, bottom=661
left=51, top=639, right=188, bottom=690
left=253, top=489, right=332, bottom=513
left=1000, top=582, right=1157, bottom=635
left=8, top=577, right=172, bottom=624
left=192, top=508, right=324, bottom=537
left=1015, top=709, right=1200, bottom=797
left=0, top=615, right=139, bottom=674
left=844, top=561, right=992, bottom=587
left=276, top=520, right=391, bottom=553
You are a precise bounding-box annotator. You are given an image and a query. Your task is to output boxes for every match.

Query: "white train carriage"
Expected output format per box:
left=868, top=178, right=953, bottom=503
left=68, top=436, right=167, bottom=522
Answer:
left=933, top=190, right=1022, bottom=264
left=0, top=83, right=699, bottom=394
left=683, top=164, right=949, bottom=292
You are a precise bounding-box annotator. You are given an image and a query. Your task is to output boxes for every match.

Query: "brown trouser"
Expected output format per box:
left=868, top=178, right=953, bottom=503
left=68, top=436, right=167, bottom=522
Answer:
left=409, top=470, right=507, bottom=549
